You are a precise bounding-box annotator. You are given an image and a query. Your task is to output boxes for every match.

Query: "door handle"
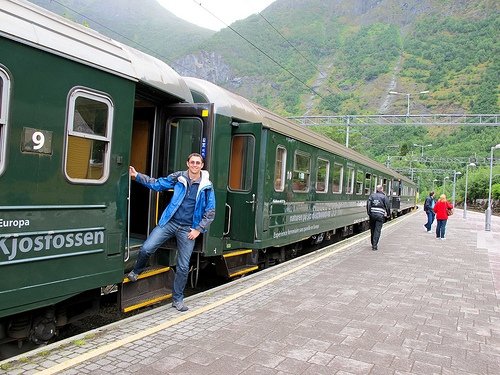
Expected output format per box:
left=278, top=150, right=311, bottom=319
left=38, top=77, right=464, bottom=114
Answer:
left=246, top=194, right=256, bottom=211
left=245, top=194, right=256, bottom=204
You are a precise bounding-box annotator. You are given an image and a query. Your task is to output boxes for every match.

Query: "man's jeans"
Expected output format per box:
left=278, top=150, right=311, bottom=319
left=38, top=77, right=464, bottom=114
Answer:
left=424, top=211, right=435, bottom=231
left=133, top=221, right=195, bottom=302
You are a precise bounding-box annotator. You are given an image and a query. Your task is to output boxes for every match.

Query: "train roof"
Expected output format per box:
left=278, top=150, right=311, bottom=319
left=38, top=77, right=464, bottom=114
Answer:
left=184, top=77, right=414, bottom=185
left=0, top=0, right=193, bottom=103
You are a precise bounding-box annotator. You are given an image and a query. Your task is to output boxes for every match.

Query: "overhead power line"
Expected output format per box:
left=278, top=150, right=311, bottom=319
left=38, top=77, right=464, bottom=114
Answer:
left=191, top=0, right=326, bottom=100
left=257, top=12, right=324, bottom=76
left=47, top=0, right=336, bottom=108
left=46, top=0, right=206, bottom=79
left=256, top=11, right=342, bottom=99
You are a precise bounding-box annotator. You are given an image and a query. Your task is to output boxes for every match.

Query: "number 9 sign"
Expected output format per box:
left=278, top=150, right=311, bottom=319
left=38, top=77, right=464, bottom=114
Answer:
left=32, top=131, right=45, bottom=150
left=22, top=127, right=53, bottom=154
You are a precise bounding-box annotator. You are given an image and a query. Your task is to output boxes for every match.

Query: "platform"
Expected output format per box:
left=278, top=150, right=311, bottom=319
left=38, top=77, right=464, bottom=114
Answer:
left=2, top=208, right=499, bottom=374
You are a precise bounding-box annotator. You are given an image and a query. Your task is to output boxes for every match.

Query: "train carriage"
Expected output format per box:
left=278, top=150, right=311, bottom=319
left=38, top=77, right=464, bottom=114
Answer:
left=0, top=0, right=213, bottom=346
left=184, top=77, right=417, bottom=275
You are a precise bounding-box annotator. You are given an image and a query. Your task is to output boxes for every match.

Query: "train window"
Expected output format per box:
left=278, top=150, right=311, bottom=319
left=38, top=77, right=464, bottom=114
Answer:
left=65, top=89, right=113, bottom=183
left=355, top=170, right=364, bottom=195
left=364, top=173, right=371, bottom=194
left=228, top=135, right=255, bottom=191
left=372, top=175, right=378, bottom=192
left=392, top=179, right=400, bottom=196
left=382, top=178, right=388, bottom=194
left=167, top=118, right=203, bottom=173
left=274, top=146, right=286, bottom=192
left=292, top=151, right=310, bottom=192
left=346, top=167, right=355, bottom=194
left=316, top=158, right=329, bottom=193
left=0, top=67, right=11, bottom=175
left=332, top=163, right=343, bottom=194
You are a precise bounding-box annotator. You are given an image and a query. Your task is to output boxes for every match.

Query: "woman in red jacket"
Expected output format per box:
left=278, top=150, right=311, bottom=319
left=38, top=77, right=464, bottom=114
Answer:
left=433, top=194, right=453, bottom=240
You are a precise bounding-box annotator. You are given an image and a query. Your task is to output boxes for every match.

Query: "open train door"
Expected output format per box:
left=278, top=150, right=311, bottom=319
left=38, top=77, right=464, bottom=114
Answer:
left=126, top=102, right=211, bottom=258
left=162, top=103, right=212, bottom=173
left=122, top=102, right=211, bottom=312
left=225, top=123, right=262, bottom=244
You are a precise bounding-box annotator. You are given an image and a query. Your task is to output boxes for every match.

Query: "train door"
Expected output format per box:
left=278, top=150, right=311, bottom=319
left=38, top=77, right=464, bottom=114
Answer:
left=129, top=101, right=155, bottom=239
left=128, top=101, right=210, bottom=244
left=123, top=100, right=210, bottom=312
left=156, top=104, right=211, bottom=225
left=391, top=178, right=401, bottom=211
left=225, top=123, right=261, bottom=243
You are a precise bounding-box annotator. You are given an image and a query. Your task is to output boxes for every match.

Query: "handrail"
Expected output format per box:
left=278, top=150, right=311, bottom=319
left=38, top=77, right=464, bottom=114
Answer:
left=288, top=114, right=500, bottom=127
left=223, top=203, right=231, bottom=236
left=125, top=171, right=131, bottom=262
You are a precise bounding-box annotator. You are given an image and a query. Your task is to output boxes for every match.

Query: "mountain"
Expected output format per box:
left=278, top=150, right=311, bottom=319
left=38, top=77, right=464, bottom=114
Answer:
left=28, top=0, right=215, bottom=62
left=25, top=0, right=499, bottom=172
left=27, top=0, right=499, bottom=117
left=174, top=0, right=498, bottom=115
left=172, top=0, right=499, bottom=165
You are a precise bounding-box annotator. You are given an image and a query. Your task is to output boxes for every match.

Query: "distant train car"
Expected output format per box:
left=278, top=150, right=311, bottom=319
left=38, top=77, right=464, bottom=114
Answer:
left=0, top=0, right=416, bottom=349
left=183, top=77, right=417, bottom=276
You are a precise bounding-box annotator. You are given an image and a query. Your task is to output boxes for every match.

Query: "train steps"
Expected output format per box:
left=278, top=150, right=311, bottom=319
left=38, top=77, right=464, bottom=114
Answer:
left=216, top=249, right=259, bottom=279
left=120, top=266, right=174, bottom=313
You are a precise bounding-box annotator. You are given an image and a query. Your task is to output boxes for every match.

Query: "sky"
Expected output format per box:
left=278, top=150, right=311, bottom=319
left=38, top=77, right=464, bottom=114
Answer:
left=156, top=0, right=277, bottom=31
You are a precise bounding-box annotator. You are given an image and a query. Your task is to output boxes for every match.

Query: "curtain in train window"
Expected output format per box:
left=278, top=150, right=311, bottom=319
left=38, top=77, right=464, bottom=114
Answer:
left=332, top=163, right=343, bottom=193
left=229, top=135, right=255, bottom=191
left=292, top=151, right=310, bottom=192
left=0, top=67, right=10, bottom=175
left=274, top=146, right=286, bottom=191
left=316, top=158, right=329, bottom=193
left=65, top=89, right=113, bottom=183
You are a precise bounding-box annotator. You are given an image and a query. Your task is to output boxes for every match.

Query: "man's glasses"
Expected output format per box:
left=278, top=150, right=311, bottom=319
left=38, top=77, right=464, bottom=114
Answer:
left=189, top=161, right=202, bottom=165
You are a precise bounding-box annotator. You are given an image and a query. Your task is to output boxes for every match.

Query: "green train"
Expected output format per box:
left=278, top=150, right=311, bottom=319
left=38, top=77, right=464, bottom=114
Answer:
left=0, top=0, right=417, bottom=347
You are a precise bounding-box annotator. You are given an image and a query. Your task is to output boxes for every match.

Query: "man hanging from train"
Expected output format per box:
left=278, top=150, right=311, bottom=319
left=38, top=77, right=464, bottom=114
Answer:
left=366, top=184, right=391, bottom=251
left=127, top=153, right=215, bottom=312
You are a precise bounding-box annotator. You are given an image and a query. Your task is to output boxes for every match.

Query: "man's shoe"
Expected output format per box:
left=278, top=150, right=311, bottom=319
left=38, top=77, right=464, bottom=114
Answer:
left=423, top=225, right=428, bottom=232
left=127, top=271, right=138, bottom=282
left=172, top=300, right=189, bottom=312
left=372, top=246, right=378, bottom=251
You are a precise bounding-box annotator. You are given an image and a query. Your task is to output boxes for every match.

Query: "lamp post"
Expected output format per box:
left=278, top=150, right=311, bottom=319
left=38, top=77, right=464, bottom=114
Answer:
left=345, top=116, right=350, bottom=148
left=452, top=170, right=462, bottom=207
left=443, top=176, right=449, bottom=195
left=463, top=163, right=476, bottom=219
left=389, top=90, right=429, bottom=116
left=432, top=179, right=438, bottom=190
left=413, top=143, right=432, bottom=157
left=485, top=143, right=500, bottom=231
